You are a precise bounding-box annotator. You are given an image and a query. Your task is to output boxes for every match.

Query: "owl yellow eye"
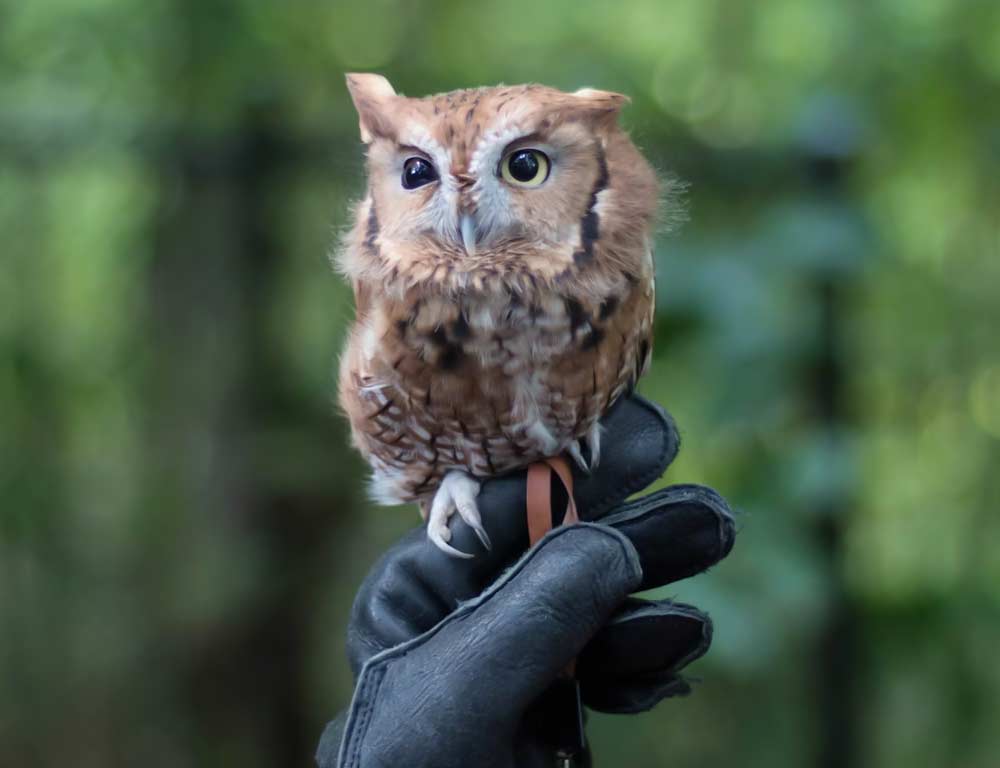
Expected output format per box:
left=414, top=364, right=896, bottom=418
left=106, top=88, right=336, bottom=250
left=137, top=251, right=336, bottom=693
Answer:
left=501, top=149, right=550, bottom=188
left=402, top=157, right=438, bottom=189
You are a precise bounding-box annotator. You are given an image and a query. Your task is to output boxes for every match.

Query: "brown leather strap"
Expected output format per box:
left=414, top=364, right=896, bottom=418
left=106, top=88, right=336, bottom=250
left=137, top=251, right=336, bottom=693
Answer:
left=526, top=463, right=552, bottom=547
left=546, top=457, right=579, bottom=526
left=526, top=456, right=579, bottom=678
left=527, top=456, right=578, bottom=546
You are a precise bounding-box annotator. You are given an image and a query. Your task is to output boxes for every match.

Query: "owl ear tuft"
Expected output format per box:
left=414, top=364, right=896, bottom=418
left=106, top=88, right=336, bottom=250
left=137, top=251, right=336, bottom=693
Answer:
left=570, top=87, right=630, bottom=126
left=345, top=73, right=398, bottom=143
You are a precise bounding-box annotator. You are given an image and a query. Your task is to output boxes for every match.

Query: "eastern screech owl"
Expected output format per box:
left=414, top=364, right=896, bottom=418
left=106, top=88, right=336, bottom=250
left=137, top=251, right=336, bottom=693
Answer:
left=337, top=73, right=659, bottom=556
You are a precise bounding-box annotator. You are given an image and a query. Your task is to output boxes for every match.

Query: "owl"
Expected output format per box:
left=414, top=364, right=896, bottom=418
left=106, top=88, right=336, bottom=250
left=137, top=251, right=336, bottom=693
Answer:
left=337, top=73, right=660, bottom=556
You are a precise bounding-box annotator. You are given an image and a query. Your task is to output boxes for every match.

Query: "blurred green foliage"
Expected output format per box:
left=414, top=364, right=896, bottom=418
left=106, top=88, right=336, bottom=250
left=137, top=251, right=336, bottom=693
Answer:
left=2, top=0, right=999, bottom=766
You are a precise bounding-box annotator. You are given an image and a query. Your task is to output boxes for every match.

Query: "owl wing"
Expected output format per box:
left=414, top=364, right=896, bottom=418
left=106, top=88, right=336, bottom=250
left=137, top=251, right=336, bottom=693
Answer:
left=538, top=270, right=655, bottom=450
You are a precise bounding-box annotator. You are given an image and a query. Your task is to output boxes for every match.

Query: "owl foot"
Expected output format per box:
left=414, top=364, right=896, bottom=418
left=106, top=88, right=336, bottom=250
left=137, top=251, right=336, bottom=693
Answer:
left=427, top=471, right=489, bottom=558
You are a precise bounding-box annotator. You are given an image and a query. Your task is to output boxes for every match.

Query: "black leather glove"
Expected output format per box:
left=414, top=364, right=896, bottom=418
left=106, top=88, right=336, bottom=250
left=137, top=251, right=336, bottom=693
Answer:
left=316, top=395, right=736, bottom=768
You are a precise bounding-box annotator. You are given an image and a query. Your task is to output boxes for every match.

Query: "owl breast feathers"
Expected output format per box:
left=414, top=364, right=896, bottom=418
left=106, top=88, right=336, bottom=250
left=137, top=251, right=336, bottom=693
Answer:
left=336, top=73, right=662, bottom=554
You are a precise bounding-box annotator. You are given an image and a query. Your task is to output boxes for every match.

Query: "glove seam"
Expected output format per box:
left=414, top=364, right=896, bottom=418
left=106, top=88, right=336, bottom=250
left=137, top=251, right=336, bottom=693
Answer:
left=339, top=664, right=387, bottom=768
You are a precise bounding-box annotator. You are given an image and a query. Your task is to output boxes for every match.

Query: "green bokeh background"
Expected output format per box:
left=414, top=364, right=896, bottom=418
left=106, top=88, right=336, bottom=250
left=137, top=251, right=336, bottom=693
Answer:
left=3, top=1, right=999, bottom=766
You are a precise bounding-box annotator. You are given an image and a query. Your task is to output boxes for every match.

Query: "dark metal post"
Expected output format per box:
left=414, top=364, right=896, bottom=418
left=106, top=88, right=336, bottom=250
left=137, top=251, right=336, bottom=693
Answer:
left=796, top=96, right=868, bottom=768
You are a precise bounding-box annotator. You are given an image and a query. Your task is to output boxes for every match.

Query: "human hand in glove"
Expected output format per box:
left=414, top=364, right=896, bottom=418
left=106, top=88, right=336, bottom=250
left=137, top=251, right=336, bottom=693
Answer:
left=317, top=395, right=736, bottom=768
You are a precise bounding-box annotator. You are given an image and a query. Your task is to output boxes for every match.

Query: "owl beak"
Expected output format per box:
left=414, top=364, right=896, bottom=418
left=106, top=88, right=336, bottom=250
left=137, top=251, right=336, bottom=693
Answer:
left=459, top=213, right=477, bottom=256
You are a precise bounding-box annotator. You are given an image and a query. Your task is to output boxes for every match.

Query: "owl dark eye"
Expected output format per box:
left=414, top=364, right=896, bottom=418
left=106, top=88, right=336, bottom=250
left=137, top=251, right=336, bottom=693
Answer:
left=501, top=149, right=550, bottom=188
left=402, top=157, right=438, bottom=189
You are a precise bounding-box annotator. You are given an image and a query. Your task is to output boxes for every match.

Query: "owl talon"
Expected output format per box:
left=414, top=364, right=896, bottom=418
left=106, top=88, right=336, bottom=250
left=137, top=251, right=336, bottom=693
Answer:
left=471, top=521, right=492, bottom=551
left=456, top=498, right=491, bottom=551
left=427, top=471, right=484, bottom=558
left=429, top=525, right=474, bottom=559
left=436, top=521, right=453, bottom=543
left=448, top=473, right=488, bottom=549
left=586, top=423, right=602, bottom=470
left=567, top=441, right=591, bottom=474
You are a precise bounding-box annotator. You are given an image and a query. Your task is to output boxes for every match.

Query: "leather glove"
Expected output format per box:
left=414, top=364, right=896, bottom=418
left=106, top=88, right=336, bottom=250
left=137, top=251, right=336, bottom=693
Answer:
left=316, top=395, right=736, bottom=767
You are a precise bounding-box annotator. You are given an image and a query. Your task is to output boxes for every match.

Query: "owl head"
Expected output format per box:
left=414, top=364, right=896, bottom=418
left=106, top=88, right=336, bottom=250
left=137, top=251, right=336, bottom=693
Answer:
left=342, top=74, right=659, bottom=296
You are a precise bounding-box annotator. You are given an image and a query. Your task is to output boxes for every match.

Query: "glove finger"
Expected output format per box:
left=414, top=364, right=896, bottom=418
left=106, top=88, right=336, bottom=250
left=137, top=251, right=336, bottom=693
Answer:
left=577, top=597, right=711, bottom=714
left=572, top=393, right=680, bottom=519
left=603, top=483, right=736, bottom=592
left=347, top=394, right=680, bottom=674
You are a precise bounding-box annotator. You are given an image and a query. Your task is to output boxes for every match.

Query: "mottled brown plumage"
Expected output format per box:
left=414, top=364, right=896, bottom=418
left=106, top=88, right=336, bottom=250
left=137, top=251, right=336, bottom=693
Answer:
left=336, top=74, right=660, bottom=555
